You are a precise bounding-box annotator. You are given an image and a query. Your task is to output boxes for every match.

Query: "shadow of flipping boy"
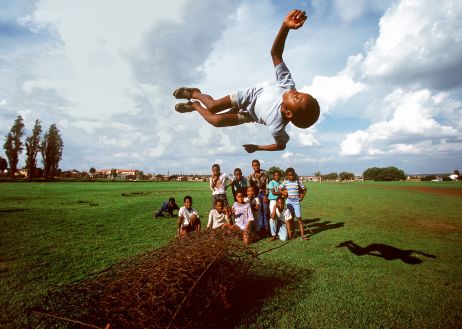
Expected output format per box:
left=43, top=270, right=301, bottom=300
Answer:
left=336, top=240, right=437, bottom=264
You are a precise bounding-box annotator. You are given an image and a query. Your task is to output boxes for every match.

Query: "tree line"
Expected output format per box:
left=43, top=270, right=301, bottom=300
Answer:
left=1, top=115, right=63, bottom=181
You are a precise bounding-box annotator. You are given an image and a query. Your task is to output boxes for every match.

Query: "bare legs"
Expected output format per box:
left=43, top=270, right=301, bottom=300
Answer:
left=180, top=90, right=244, bottom=127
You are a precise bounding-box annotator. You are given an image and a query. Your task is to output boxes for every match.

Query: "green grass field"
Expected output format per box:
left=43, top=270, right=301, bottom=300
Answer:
left=1, top=181, right=461, bottom=328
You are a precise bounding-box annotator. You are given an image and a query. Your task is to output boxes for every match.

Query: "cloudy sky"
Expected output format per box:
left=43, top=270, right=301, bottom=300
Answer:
left=1, top=0, right=461, bottom=176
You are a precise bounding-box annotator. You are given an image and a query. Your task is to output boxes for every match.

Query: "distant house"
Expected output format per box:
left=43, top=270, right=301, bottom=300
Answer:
left=95, top=169, right=140, bottom=179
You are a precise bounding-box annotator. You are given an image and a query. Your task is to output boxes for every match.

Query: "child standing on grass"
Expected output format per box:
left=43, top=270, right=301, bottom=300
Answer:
left=278, top=167, right=309, bottom=240
left=267, top=170, right=282, bottom=216
left=244, top=185, right=260, bottom=232
left=230, top=168, right=248, bottom=201
left=210, top=163, right=232, bottom=209
left=230, top=191, right=254, bottom=245
left=207, top=199, right=232, bottom=229
left=269, top=196, right=290, bottom=241
left=173, top=9, right=320, bottom=152
left=177, top=195, right=201, bottom=237
left=248, top=159, right=269, bottom=236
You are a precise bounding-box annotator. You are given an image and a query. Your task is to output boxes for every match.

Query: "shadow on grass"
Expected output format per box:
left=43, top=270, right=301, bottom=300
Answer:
left=336, top=240, right=437, bottom=264
left=0, top=208, right=28, bottom=215
left=214, top=262, right=311, bottom=329
left=303, top=218, right=345, bottom=236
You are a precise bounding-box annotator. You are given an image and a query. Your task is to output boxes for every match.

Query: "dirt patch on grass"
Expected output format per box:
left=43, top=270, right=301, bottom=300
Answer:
left=398, top=214, right=462, bottom=233
left=418, top=221, right=462, bottom=232
left=363, top=184, right=462, bottom=197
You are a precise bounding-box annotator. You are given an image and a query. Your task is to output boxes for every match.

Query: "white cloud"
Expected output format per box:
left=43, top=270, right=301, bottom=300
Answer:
left=334, top=0, right=367, bottom=23
left=15, top=0, right=191, bottom=119
left=360, top=0, right=462, bottom=89
left=1, top=0, right=461, bottom=175
left=301, top=72, right=364, bottom=114
left=340, top=89, right=461, bottom=156
left=297, top=130, right=320, bottom=147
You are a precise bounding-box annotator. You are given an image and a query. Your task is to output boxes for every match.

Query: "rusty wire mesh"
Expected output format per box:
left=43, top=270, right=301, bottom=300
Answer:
left=28, top=229, right=258, bottom=329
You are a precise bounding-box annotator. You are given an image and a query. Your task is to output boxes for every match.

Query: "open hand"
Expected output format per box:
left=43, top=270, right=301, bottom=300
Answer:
left=243, top=144, right=258, bottom=153
left=283, top=9, right=307, bottom=30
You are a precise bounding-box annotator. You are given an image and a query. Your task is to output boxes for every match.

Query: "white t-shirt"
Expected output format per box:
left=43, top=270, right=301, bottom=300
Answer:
left=274, top=207, right=292, bottom=222
left=244, top=196, right=260, bottom=219
left=178, top=206, right=199, bottom=226
left=234, top=62, right=295, bottom=146
left=210, top=173, right=232, bottom=195
left=207, top=209, right=230, bottom=229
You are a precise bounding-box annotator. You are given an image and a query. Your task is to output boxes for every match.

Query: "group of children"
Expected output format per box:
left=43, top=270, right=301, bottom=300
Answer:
left=165, top=8, right=319, bottom=244
left=155, top=160, right=310, bottom=244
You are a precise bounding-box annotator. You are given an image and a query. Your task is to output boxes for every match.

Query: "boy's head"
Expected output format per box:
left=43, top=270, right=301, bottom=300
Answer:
left=235, top=191, right=245, bottom=203
left=251, top=159, right=260, bottom=172
left=273, top=170, right=281, bottom=181
left=285, top=167, right=296, bottom=181
left=246, top=185, right=255, bottom=198
left=276, top=196, right=285, bottom=208
left=168, top=197, right=176, bottom=204
left=282, top=90, right=320, bottom=129
left=214, top=199, right=224, bottom=212
left=212, top=164, right=221, bottom=176
left=234, top=168, right=242, bottom=180
left=183, top=195, right=192, bottom=209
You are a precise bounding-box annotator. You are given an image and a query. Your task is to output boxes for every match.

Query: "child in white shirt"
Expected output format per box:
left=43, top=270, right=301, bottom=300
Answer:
left=207, top=199, right=231, bottom=229
left=269, top=196, right=291, bottom=241
left=177, top=195, right=201, bottom=237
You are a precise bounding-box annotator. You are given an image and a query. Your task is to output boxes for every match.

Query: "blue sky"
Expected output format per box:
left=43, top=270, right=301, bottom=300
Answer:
left=1, top=0, right=461, bottom=176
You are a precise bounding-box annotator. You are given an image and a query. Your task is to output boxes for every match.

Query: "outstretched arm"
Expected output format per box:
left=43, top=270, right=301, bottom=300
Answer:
left=271, top=9, right=307, bottom=66
left=243, top=143, right=285, bottom=153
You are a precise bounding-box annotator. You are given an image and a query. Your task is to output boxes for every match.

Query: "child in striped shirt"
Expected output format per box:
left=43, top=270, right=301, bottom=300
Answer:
left=278, top=167, right=309, bottom=240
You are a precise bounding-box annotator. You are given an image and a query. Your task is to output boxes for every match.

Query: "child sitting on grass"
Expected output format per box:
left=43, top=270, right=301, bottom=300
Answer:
left=173, top=9, right=320, bottom=153
left=177, top=195, right=201, bottom=237
left=278, top=167, right=309, bottom=240
left=269, top=196, right=291, bottom=241
left=230, top=190, right=254, bottom=245
left=154, top=197, right=179, bottom=218
left=207, top=199, right=232, bottom=229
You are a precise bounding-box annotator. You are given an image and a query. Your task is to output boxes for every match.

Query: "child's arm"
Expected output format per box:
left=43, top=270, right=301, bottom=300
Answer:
left=177, top=216, right=184, bottom=236
left=299, top=185, right=307, bottom=201
left=243, top=143, right=285, bottom=153
left=271, top=9, right=307, bottom=66
left=207, top=211, right=213, bottom=228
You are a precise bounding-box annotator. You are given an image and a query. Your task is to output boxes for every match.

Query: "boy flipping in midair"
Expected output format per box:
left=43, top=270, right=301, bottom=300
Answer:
left=173, top=9, right=319, bottom=153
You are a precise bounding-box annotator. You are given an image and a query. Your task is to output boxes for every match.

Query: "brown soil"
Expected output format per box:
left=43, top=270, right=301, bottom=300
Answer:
left=362, top=184, right=462, bottom=197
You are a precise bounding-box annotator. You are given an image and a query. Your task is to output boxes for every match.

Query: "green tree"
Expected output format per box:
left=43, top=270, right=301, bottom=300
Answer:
left=41, top=124, right=63, bottom=180
left=25, top=119, right=42, bottom=181
left=89, top=167, right=96, bottom=179
left=3, top=115, right=25, bottom=180
left=339, top=171, right=355, bottom=181
left=322, top=172, right=338, bottom=181
left=0, top=155, right=7, bottom=175
left=362, top=166, right=405, bottom=181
